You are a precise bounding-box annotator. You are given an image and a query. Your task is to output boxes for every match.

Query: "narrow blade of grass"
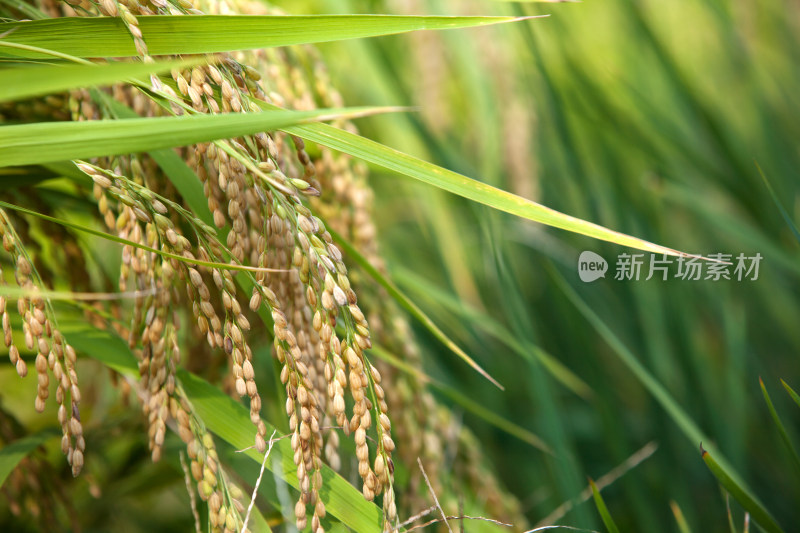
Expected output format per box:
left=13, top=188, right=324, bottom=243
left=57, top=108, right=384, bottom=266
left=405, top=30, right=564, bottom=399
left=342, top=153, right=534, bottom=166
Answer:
left=588, top=478, right=620, bottom=533
left=756, top=163, right=800, bottom=244
left=0, top=57, right=199, bottom=103
left=395, top=266, right=593, bottom=399
left=758, top=378, right=800, bottom=477
left=369, top=344, right=551, bottom=453
left=781, top=380, right=800, bottom=409
left=670, top=501, right=692, bottom=533
left=273, top=109, right=694, bottom=257
left=329, top=227, right=503, bottom=390
left=0, top=15, right=537, bottom=59
left=725, top=493, right=739, bottom=533
left=0, top=106, right=388, bottom=168
left=700, top=444, right=784, bottom=533
left=0, top=428, right=60, bottom=487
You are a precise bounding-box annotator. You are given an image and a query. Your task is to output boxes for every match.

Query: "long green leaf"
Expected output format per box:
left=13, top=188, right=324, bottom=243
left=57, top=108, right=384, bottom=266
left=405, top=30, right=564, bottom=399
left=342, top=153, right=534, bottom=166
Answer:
left=272, top=107, right=693, bottom=257
left=0, top=107, right=383, bottom=168
left=178, top=369, right=384, bottom=533
left=329, top=227, right=503, bottom=390
left=395, top=266, right=593, bottom=399
left=781, top=380, right=800, bottom=409
left=756, top=163, right=800, bottom=245
left=700, top=445, right=784, bottom=533
left=669, top=501, right=692, bottom=533
left=759, top=378, right=800, bottom=477
left=369, top=344, right=551, bottom=453
left=589, top=478, right=620, bottom=533
left=0, top=58, right=199, bottom=103
left=0, top=15, right=533, bottom=59
left=0, top=428, right=60, bottom=488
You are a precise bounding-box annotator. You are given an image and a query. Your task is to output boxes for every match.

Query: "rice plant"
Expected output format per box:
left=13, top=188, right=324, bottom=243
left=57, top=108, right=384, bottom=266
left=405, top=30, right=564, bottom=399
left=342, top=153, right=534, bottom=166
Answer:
left=1, top=0, right=799, bottom=532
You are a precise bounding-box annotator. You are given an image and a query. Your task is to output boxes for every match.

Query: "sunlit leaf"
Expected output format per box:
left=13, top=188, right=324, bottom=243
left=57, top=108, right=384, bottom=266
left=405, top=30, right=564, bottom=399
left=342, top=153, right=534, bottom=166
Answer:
left=0, top=15, right=535, bottom=59
left=0, top=107, right=386, bottom=167
left=0, top=57, right=199, bottom=103
left=268, top=104, right=694, bottom=257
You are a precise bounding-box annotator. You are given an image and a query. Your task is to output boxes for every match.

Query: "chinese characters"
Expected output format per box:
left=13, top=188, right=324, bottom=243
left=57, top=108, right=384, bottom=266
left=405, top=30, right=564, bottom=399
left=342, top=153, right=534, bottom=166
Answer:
left=609, top=253, right=761, bottom=281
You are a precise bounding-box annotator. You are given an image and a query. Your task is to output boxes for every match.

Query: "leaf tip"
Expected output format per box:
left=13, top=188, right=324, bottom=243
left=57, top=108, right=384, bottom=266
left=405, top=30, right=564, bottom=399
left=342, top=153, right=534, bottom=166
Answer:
left=511, top=15, right=551, bottom=23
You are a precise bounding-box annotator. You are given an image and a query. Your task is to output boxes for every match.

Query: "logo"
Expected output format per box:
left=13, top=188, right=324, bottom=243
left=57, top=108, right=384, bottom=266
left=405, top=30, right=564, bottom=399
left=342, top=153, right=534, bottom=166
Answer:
left=578, top=251, right=608, bottom=282
left=576, top=251, right=762, bottom=282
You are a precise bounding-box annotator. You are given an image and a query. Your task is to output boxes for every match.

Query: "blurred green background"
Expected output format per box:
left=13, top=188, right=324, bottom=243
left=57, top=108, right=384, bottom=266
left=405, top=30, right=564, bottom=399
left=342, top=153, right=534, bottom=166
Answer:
left=295, top=0, right=800, bottom=530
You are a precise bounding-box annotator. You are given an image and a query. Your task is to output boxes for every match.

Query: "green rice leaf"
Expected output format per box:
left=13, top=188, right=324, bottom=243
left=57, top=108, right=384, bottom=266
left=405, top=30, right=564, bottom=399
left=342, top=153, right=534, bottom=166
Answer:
left=589, top=478, right=620, bottom=533
left=0, top=58, right=199, bottom=103
left=395, top=266, right=593, bottom=399
left=0, top=15, right=535, bottom=59
left=759, top=378, right=800, bottom=477
left=273, top=109, right=694, bottom=257
left=369, top=344, right=551, bottom=453
left=781, top=380, right=800, bottom=409
left=700, top=444, right=784, bottom=533
left=0, top=106, right=386, bottom=168
left=757, top=163, right=800, bottom=245
left=0, top=428, right=60, bottom=488
left=669, top=501, right=692, bottom=533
